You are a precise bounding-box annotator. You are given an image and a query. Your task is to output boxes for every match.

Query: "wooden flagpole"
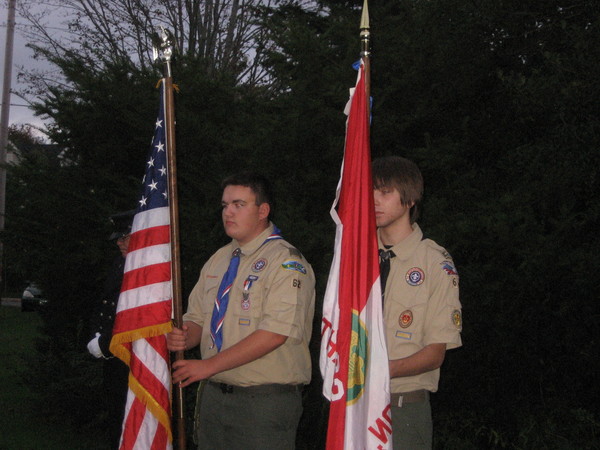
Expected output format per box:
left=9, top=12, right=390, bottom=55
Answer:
left=155, top=28, right=186, bottom=450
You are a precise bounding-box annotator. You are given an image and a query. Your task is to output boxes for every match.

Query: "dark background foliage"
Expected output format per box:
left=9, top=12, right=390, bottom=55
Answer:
left=2, top=0, right=599, bottom=447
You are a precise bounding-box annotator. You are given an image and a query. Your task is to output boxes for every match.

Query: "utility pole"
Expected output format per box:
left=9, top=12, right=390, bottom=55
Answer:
left=0, top=0, right=17, bottom=286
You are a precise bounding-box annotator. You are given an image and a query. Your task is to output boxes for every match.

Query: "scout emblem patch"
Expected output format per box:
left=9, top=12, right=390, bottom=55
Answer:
left=241, top=275, right=258, bottom=310
left=252, top=258, right=268, bottom=272
left=406, top=267, right=425, bottom=286
left=399, top=310, right=413, bottom=328
left=281, top=260, right=307, bottom=274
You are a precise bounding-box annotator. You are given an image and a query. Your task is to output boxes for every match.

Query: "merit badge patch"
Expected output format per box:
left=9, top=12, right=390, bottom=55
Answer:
left=399, top=310, right=413, bottom=328
left=252, top=258, right=268, bottom=272
left=452, top=310, right=462, bottom=329
left=406, top=267, right=425, bottom=286
left=281, top=260, right=307, bottom=274
left=441, top=261, right=458, bottom=276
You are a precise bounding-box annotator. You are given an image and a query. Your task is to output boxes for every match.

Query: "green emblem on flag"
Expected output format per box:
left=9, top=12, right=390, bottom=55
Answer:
left=347, top=310, right=368, bottom=405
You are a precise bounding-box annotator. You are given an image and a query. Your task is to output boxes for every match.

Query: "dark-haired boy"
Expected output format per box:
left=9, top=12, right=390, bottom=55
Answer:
left=167, top=172, right=315, bottom=449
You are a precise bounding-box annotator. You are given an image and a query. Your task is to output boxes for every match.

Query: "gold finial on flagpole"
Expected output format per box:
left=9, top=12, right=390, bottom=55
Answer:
left=360, top=0, right=370, bottom=57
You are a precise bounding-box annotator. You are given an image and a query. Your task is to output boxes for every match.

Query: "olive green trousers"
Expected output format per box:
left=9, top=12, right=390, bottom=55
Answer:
left=195, top=381, right=303, bottom=450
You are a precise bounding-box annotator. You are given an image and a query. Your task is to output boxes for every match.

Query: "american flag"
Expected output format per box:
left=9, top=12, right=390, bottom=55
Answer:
left=110, top=81, right=173, bottom=449
left=320, top=60, right=392, bottom=449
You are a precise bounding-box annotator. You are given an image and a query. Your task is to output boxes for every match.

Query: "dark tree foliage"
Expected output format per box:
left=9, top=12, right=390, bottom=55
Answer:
left=366, top=0, right=600, bottom=447
left=3, top=0, right=600, bottom=447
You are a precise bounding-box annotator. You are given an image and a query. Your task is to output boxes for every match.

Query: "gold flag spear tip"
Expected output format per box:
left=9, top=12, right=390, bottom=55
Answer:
left=360, top=0, right=370, bottom=56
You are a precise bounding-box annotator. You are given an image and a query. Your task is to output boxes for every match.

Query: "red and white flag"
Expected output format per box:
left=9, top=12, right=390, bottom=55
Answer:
left=110, top=82, right=173, bottom=450
left=320, top=60, right=392, bottom=450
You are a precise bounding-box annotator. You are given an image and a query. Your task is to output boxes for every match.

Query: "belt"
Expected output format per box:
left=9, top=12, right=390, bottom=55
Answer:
left=208, top=381, right=302, bottom=395
left=390, top=389, right=429, bottom=407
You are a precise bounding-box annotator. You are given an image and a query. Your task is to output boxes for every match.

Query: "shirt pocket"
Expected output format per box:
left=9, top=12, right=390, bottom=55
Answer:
left=392, top=287, right=428, bottom=342
left=199, top=275, right=221, bottom=322
left=229, top=274, right=265, bottom=322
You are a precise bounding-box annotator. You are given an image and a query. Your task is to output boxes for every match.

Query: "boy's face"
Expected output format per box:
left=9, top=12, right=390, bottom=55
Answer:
left=373, top=186, right=412, bottom=230
left=221, top=185, right=270, bottom=246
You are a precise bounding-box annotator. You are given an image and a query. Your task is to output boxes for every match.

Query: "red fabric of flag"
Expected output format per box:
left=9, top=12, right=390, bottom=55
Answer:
left=320, top=60, right=392, bottom=450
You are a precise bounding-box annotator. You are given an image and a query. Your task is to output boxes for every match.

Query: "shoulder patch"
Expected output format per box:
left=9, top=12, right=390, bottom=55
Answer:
left=441, top=261, right=458, bottom=276
left=281, top=260, right=307, bottom=274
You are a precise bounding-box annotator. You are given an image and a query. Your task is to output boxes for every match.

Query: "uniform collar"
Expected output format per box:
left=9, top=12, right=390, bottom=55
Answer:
left=231, top=222, right=276, bottom=257
left=377, top=223, right=423, bottom=261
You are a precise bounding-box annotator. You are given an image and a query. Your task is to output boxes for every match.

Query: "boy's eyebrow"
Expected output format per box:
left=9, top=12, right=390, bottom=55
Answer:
left=221, top=199, right=248, bottom=206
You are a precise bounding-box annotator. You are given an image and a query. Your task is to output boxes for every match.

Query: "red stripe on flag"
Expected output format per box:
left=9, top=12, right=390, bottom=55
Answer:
left=113, top=300, right=172, bottom=334
left=129, top=339, right=170, bottom=408
left=147, top=329, right=170, bottom=355
left=128, top=225, right=170, bottom=253
left=120, top=396, right=146, bottom=449
left=121, top=262, right=171, bottom=292
left=152, top=421, right=169, bottom=450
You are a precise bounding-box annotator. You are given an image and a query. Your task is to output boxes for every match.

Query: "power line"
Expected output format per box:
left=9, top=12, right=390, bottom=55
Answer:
left=0, top=102, right=31, bottom=107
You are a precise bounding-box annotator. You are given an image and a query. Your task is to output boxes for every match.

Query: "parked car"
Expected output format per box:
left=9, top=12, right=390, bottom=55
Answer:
left=21, top=283, right=48, bottom=312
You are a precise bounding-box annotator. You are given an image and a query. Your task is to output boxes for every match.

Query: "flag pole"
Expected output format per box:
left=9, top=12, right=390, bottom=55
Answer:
left=155, top=28, right=186, bottom=450
left=360, top=0, right=371, bottom=115
left=321, top=1, right=391, bottom=448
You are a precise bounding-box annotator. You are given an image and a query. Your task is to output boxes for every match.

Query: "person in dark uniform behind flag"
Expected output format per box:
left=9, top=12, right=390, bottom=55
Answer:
left=167, top=172, right=315, bottom=450
left=372, top=156, right=463, bottom=450
left=87, top=210, right=135, bottom=450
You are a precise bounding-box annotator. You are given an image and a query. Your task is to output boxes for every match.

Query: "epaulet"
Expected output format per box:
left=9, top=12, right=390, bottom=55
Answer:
left=288, top=247, right=302, bottom=258
left=424, top=238, right=453, bottom=261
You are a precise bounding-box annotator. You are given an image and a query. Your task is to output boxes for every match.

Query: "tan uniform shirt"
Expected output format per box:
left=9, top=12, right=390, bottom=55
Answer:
left=184, top=223, right=316, bottom=387
left=380, top=223, right=462, bottom=394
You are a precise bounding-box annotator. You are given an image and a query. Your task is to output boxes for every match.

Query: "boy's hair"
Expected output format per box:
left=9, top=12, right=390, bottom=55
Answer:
left=372, top=156, right=424, bottom=224
left=221, top=171, right=274, bottom=220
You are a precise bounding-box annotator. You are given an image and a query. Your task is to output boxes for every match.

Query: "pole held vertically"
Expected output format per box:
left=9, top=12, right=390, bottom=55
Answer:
left=0, top=0, right=17, bottom=286
left=154, top=28, right=186, bottom=450
left=360, top=0, right=371, bottom=114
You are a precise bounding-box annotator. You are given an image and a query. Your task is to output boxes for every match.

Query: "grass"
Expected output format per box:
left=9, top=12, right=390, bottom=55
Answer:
left=0, top=305, right=106, bottom=450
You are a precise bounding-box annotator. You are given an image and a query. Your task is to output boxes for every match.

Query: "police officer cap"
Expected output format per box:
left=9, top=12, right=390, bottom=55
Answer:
left=108, top=210, right=135, bottom=240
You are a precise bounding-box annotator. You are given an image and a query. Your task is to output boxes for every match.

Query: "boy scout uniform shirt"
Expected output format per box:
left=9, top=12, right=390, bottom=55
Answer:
left=380, top=223, right=463, bottom=394
left=184, top=223, right=316, bottom=387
